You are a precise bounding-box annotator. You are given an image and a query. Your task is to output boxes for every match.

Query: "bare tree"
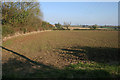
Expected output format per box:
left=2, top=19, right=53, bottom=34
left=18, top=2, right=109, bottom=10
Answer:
left=64, top=22, right=71, bottom=30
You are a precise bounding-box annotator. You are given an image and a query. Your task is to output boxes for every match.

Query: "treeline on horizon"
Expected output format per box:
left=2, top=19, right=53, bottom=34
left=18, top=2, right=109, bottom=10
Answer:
left=70, top=24, right=118, bottom=28
left=2, top=2, right=54, bottom=37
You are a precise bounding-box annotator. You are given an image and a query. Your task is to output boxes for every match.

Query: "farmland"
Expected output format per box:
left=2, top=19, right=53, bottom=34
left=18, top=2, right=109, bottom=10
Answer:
left=2, top=30, right=119, bottom=78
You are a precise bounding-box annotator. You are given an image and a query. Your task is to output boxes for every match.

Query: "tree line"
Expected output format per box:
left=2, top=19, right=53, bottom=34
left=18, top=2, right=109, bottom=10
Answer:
left=2, top=2, right=54, bottom=37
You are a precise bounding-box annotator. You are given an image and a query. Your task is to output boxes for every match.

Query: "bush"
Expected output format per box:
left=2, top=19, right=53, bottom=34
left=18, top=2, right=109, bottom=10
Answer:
left=53, top=28, right=66, bottom=30
left=92, top=26, right=97, bottom=29
left=2, top=2, right=56, bottom=37
left=73, top=29, right=81, bottom=30
left=20, top=28, right=27, bottom=34
left=89, top=24, right=98, bottom=30
left=2, top=25, right=15, bottom=37
left=55, top=23, right=61, bottom=28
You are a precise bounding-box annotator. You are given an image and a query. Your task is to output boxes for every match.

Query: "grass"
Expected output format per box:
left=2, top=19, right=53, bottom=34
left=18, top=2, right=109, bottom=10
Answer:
left=66, top=61, right=119, bottom=77
left=2, top=30, right=119, bottom=78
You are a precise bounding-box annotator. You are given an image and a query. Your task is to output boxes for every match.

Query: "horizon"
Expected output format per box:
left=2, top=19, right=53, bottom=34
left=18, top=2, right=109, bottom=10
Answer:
left=40, top=2, right=118, bottom=26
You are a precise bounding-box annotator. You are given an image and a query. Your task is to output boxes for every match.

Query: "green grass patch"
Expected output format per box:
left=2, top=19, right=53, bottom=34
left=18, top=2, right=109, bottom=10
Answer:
left=65, top=61, right=119, bottom=78
left=3, top=40, right=13, bottom=46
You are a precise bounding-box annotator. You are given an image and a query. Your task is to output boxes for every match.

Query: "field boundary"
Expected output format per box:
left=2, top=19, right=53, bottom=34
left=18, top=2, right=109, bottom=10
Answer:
left=3, top=30, right=52, bottom=41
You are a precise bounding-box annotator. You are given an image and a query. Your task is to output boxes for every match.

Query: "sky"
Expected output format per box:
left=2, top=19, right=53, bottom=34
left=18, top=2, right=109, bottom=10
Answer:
left=40, top=2, right=118, bottom=26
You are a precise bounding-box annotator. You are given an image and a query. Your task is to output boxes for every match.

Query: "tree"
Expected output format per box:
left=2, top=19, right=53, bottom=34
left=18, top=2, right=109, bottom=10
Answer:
left=55, top=23, right=61, bottom=28
left=2, top=2, right=43, bottom=25
left=89, top=24, right=98, bottom=30
left=64, top=22, right=71, bottom=30
left=82, top=25, right=85, bottom=28
left=41, top=21, right=53, bottom=30
left=93, top=24, right=98, bottom=29
left=2, top=2, right=43, bottom=36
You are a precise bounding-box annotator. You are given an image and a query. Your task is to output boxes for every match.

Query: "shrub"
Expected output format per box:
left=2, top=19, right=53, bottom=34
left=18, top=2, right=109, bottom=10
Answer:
left=73, top=29, right=81, bottom=30
left=20, top=28, right=27, bottom=34
left=55, top=23, right=61, bottom=28
left=89, top=24, right=98, bottom=30
left=53, top=28, right=66, bottom=30
left=2, top=25, right=15, bottom=37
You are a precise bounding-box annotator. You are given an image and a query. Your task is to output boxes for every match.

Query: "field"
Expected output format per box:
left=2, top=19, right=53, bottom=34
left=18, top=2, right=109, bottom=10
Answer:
left=2, top=30, right=119, bottom=78
left=63, top=27, right=114, bottom=30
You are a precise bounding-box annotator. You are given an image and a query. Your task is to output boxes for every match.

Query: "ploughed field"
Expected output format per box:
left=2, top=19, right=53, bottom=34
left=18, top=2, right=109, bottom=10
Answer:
left=2, top=30, right=119, bottom=78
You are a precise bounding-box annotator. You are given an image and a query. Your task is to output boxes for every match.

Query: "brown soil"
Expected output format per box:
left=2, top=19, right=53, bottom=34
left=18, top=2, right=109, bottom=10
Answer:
left=2, top=30, right=119, bottom=77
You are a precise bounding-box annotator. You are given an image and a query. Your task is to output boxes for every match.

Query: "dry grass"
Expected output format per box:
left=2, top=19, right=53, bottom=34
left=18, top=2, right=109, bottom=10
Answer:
left=63, top=27, right=90, bottom=30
